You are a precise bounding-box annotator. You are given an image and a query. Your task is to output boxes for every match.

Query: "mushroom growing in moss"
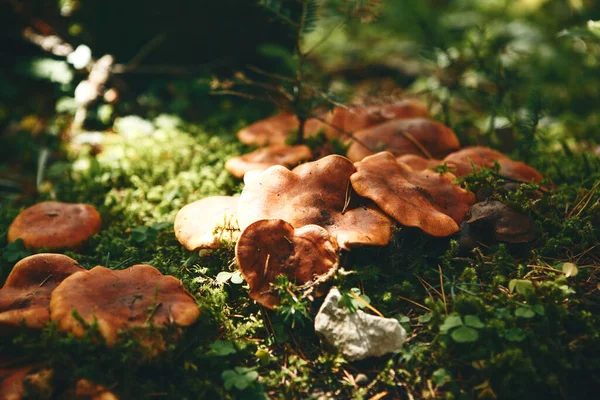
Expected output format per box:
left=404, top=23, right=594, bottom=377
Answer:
left=237, top=155, right=394, bottom=249
left=50, top=264, right=200, bottom=347
left=174, top=196, right=240, bottom=250
left=346, top=118, right=460, bottom=162
left=0, top=253, right=85, bottom=333
left=351, top=152, right=476, bottom=236
left=236, top=219, right=339, bottom=309
left=224, top=144, right=312, bottom=179
left=237, top=113, right=324, bottom=146
left=7, top=202, right=102, bottom=250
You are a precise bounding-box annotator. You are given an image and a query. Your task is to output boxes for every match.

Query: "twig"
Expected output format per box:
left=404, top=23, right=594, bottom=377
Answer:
left=127, top=33, right=166, bottom=69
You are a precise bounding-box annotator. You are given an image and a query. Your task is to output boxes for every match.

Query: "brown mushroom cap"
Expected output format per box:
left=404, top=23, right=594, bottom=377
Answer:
left=236, top=219, right=339, bottom=309
left=49, top=264, right=200, bottom=346
left=0, top=253, right=84, bottom=332
left=346, top=118, right=460, bottom=162
left=324, top=100, right=431, bottom=141
left=351, top=152, right=476, bottom=237
left=465, top=201, right=537, bottom=243
left=396, top=154, right=443, bottom=171
left=74, top=379, right=119, bottom=400
left=224, top=144, right=313, bottom=179
left=237, top=113, right=324, bottom=146
left=443, top=146, right=543, bottom=182
left=7, top=202, right=102, bottom=250
left=174, top=196, right=240, bottom=250
left=0, top=364, right=33, bottom=400
left=237, top=155, right=394, bottom=249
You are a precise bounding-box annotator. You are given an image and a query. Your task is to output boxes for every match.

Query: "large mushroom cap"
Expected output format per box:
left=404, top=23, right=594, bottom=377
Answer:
left=224, top=144, right=312, bottom=179
left=351, top=152, right=476, bottom=237
left=324, top=100, right=430, bottom=141
left=175, top=196, right=240, bottom=250
left=396, top=154, right=443, bottom=171
left=346, top=118, right=460, bottom=162
left=50, top=264, right=200, bottom=346
left=237, top=154, right=394, bottom=249
left=443, top=146, right=544, bottom=182
left=0, top=253, right=84, bottom=332
left=236, top=219, right=339, bottom=309
left=237, top=113, right=324, bottom=146
left=8, top=202, right=102, bottom=250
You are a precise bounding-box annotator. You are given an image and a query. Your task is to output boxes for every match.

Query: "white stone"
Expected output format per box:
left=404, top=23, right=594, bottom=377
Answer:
left=314, top=288, right=407, bottom=361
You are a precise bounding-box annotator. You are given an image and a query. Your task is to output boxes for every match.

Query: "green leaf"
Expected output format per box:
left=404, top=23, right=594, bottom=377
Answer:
left=515, top=307, right=535, bottom=318
left=532, top=304, right=545, bottom=316
left=432, top=368, right=451, bottom=386
left=440, top=315, right=463, bottom=333
left=451, top=326, right=479, bottom=343
left=504, top=328, right=527, bottom=342
left=209, top=340, right=236, bottom=356
left=418, top=313, right=433, bottom=323
left=464, top=315, right=485, bottom=329
left=231, top=270, right=244, bottom=284
left=509, top=279, right=533, bottom=295
left=216, top=271, right=233, bottom=283
left=562, top=262, right=579, bottom=278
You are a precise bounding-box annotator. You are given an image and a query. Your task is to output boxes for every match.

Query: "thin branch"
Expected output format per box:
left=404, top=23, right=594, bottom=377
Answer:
left=303, top=19, right=346, bottom=58
left=127, top=33, right=166, bottom=69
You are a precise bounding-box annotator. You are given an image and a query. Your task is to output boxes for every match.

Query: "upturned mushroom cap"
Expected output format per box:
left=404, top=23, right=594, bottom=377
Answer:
left=174, top=196, right=240, bottom=250
left=237, top=155, right=394, bottom=249
left=8, top=202, right=102, bottom=250
left=346, top=118, right=460, bottom=162
left=351, top=152, right=476, bottom=237
left=50, top=264, right=200, bottom=346
left=324, top=100, right=430, bottom=141
left=237, top=113, right=324, bottom=146
left=0, top=253, right=84, bottom=332
left=443, top=146, right=543, bottom=182
left=224, top=144, right=312, bottom=179
left=236, top=219, right=339, bottom=309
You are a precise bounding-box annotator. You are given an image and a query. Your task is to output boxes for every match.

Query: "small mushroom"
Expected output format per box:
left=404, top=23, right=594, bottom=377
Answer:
left=0, top=363, right=53, bottom=400
left=237, top=155, right=394, bottom=249
left=8, top=202, right=102, bottom=250
left=324, top=100, right=430, bottom=141
left=224, top=144, right=312, bottom=179
left=50, top=264, right=200, bottom=346
left=237, top=113, right=324, bottom=146
left=346, top=118, right=460, bottom=162
left=236, top=219, right=339, bottom=309
left=174, top=196, right=240, bottom=250
left=0, top=253, right=85, bottom=332
left=443, top=146, right=543, bottom=182
left=72, top=379, right=119, bottom=400
left=351, top=152, right=476, bottom=237
left=460, top=201, right=537, bottom=247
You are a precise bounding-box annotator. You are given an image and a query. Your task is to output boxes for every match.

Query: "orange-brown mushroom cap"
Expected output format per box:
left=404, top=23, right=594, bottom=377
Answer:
left=351, top=152, right=476, bottom=237
left=237, top=155, right=394, bottom=249
left=236, top=219, right=339, bottom=309
left=443, top=146, right=544, bottom=182
left=237, top=113, right=324, bottom=146
left=0, top=253, right=84, bottom=332
left=7, top=202, right=101, bottom=250
left=396, top=154, right=444, bottom=171
left=224, top=144, right=313, bottom=179
left=49, top=264, right=200, bottom=346
left=346, top=118, right=460, bottom=162
left=174, top=196, right=240, bottom=250
left=324, top=100, right=431, bottom=141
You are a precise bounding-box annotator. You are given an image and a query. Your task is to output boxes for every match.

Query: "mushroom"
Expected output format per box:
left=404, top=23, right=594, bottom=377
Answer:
left=224, top=144, right=312, bottom=179
left=0, top=253, right=85, bottom=333
left=324, top=100, right=430, bottom=141
left=50, top=264, right=200, bottom=346
left=0, top=363, right=53, bottom=400
left=174, top=196, right=240, bottom=250
left=72, top=379, right=119, bottom=400
left=443, top=146, right=543, bottom=182
left=7, top=202, right=102, bottom=250
left=350, top=152, right=476, bottom=237
left=235, top=219, right=339, bottom=309
left=459, top=201, right=537, bottom=249
left=346, top=118, right=460, bottom=162
left=237, top=113, right=324, bottom=146
left=396, top=154, right=443, bottom=171
left=237, top=154, right=394, bottom=250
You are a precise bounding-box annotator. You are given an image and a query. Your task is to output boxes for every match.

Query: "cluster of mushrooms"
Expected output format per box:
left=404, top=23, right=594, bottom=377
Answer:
left=1, top=202, right=200, bottom=398
left=176, top=99, right=544, bottom=309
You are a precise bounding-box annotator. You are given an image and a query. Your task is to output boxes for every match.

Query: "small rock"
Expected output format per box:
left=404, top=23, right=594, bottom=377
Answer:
left=314, top=288, right=407, bottom=361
